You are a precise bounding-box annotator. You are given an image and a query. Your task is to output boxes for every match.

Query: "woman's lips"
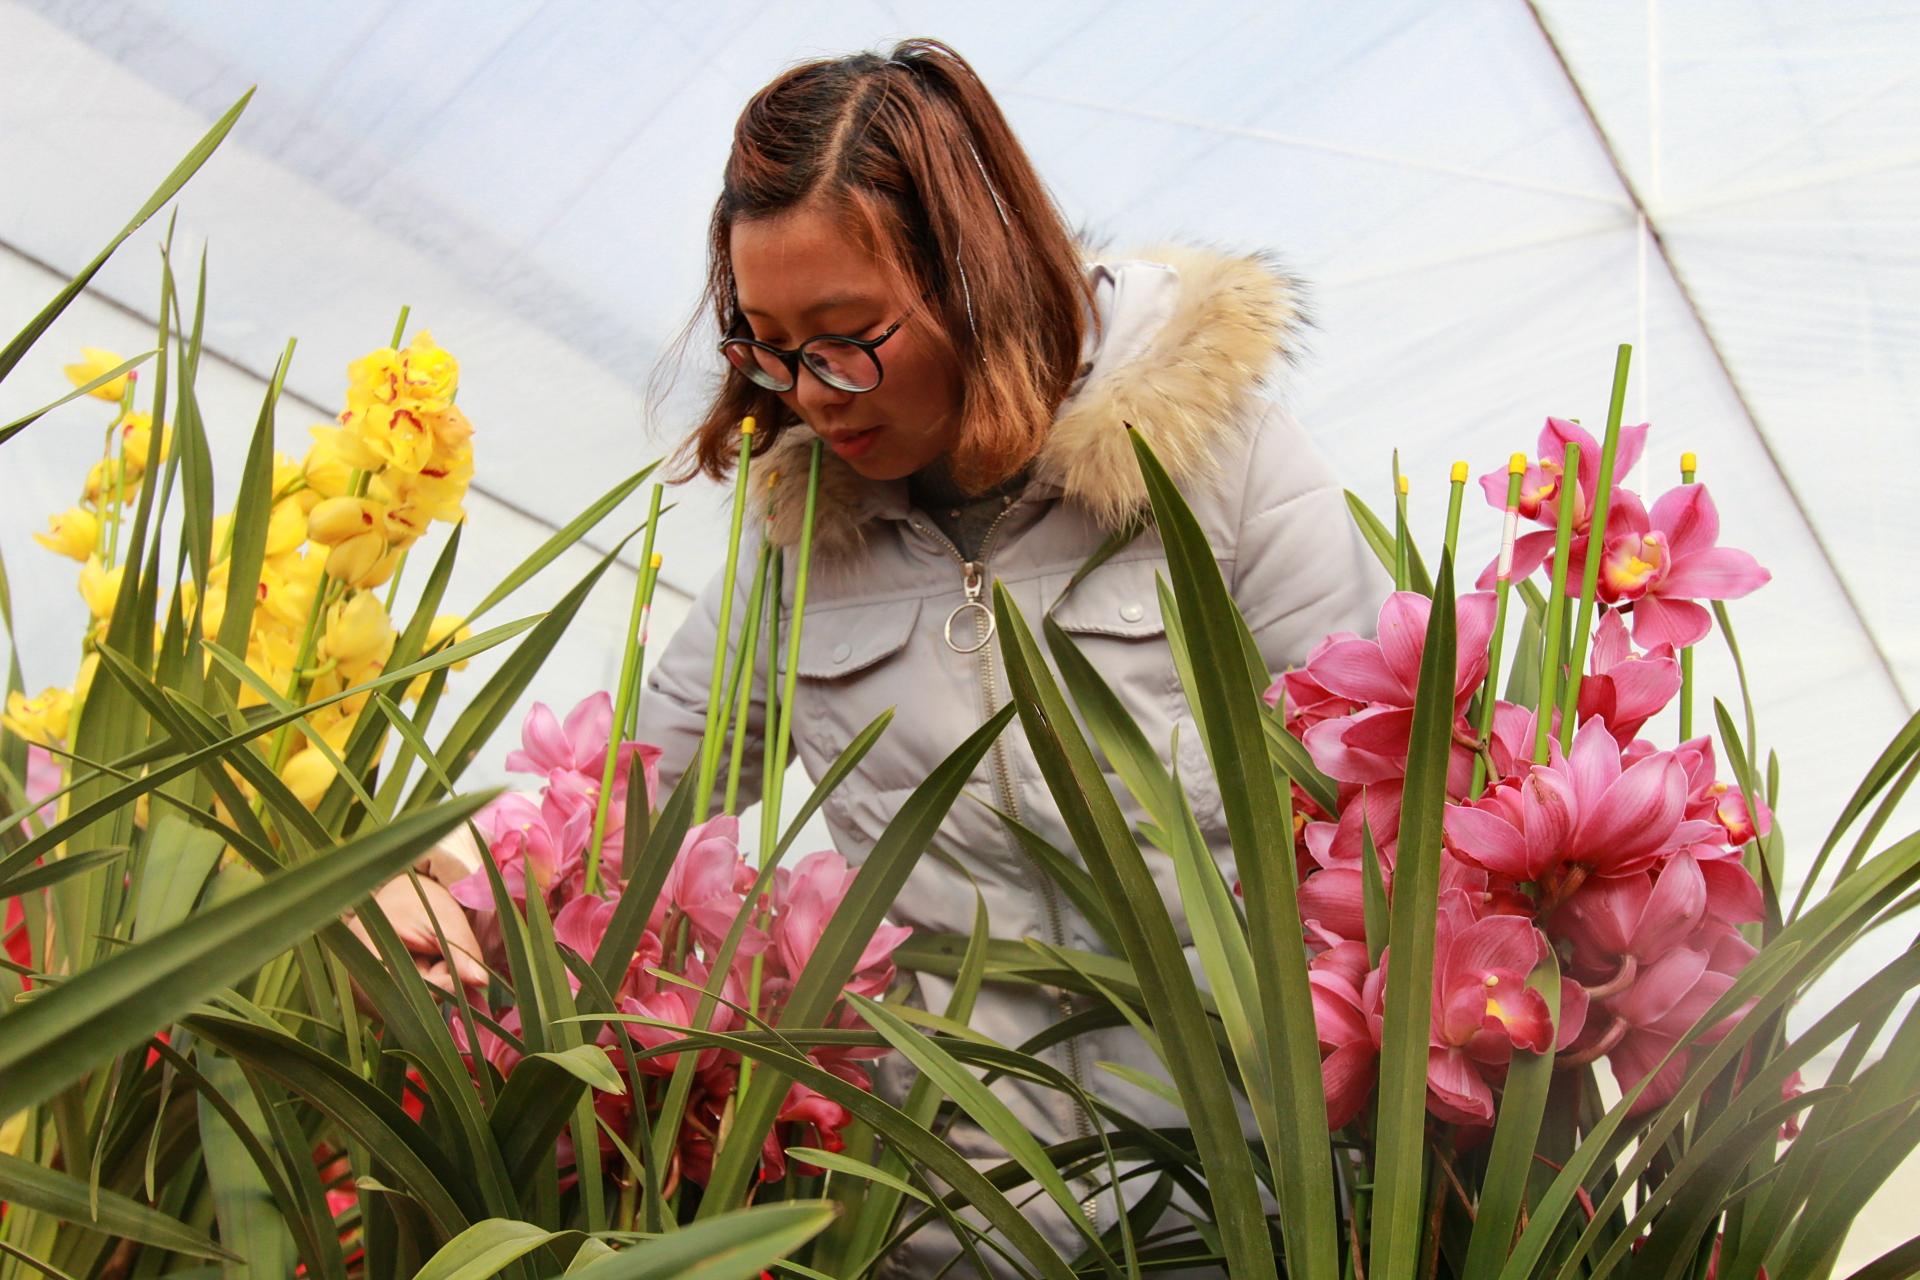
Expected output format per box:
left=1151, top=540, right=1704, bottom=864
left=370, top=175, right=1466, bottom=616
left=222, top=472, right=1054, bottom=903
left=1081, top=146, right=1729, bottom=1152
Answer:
left=827, top=425, right=883, bottom=460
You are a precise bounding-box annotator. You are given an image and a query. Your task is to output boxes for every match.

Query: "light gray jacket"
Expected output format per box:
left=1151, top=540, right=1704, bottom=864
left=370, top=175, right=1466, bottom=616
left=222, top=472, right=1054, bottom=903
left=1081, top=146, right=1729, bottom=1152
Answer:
left=637, top=245, right=1382, bottom=1270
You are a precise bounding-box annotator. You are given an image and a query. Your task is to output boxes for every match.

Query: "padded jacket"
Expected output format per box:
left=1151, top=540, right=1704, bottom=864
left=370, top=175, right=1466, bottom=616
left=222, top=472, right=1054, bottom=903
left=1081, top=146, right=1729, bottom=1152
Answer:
left=636, top=245, right=1384, bottom=1274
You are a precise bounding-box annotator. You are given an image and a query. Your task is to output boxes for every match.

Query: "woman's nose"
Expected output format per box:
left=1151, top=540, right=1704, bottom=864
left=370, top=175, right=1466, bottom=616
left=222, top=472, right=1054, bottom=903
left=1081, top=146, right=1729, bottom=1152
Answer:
left=793, top=364, right=855, bottom=418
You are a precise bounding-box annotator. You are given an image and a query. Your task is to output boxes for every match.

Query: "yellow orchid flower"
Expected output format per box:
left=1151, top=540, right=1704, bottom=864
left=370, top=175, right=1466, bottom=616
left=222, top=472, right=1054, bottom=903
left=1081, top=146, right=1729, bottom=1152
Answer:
left=399, top=331, right=459, bottom=412
left=3, top=687, right=74, bottom=745
left=405, top=614, right=473, bottom=700
left=321, top=591, right=396, bottom=678
left=63, top=347, right=131, bottom=401
left=303, top=425, right=369, bottom=494
left=279, top=746, right=338, bottom=809
left=264, top=497, right=309, bottom=557
left=78, top=555, right=124, bottom=622
left=341, top=400, right=436, bottom=475
left=33, top=507, right=100, bottom=561
left=119, top=412, right=170, bottom=471
left=84, top=458, right=133, bottom=505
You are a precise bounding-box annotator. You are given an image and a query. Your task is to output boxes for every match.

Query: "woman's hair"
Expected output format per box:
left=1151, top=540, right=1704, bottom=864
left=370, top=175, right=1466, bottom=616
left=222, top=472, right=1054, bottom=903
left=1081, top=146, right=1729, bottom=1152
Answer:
left=673, top=38, right=1093, bottom=492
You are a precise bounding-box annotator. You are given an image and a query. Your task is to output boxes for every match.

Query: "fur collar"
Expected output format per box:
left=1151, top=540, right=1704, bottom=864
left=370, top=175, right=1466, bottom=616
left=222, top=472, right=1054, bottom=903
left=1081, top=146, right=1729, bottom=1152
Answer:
left=759, top=244, right=1306, bottom=557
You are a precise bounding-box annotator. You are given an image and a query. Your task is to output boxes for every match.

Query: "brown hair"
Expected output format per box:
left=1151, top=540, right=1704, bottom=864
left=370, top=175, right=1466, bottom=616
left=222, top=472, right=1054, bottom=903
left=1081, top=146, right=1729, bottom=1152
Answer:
left=674, top=38, right=1093, bottom=492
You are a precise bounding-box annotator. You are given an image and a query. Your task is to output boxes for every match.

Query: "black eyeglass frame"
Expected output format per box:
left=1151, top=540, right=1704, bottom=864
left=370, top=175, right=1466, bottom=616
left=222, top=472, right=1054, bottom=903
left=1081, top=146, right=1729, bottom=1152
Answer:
left=717, top=314, right=911, bottom=394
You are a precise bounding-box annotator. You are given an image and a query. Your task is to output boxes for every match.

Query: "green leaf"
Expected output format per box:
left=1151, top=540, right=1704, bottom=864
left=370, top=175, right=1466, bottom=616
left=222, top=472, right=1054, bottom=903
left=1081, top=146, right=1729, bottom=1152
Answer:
left=0, top=351, right=154, bottom=448
left=0, top=1151, right=237, bottom=1262
left=994, top=576, right=1279, bottom=1280
left=196, top=1051, right=299, bottom=1279
left=1369, top=553, right=1457, bottom=1277
left=0, top=846, right=125, bottom=898
left=568, top=1202, right=837, bottom=1280
left=1795, top=704, right=1920, bottom=919
left=412, top=1218, right=581, bottom=1280
left=1462, top=950, right=1561, bottom=1275
left=1345, top=489, right=1432, bottom=596
left=1359, top=811, right=1388, bottom=968
left=1134, top=430, right=1335, bottom=1280
left=782, top=1147, right=930, bottom=1205
left=1262, top=707, right=1342, bottom=818
left=0, top=90, right=251, bottom=384
left=460, top=463, right=658, bottom=626
left=847, top=992, right=1118, bottom=1273
left=410, top=537, right=637, bottom=808
left=0, top=791, right=496, bottom=1116
left=187, top=1012, right=477, bottom=1238
left=695, top=705, right=1016, bottom=1219
left=133, top=813, right=225, bottom=940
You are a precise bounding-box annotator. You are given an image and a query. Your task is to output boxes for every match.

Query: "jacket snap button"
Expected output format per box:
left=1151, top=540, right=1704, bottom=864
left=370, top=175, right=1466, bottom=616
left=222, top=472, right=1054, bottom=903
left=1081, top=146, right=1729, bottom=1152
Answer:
left=1119, top=603, right=1145, bottom=623
left=831, top=642, right=852, bottom=663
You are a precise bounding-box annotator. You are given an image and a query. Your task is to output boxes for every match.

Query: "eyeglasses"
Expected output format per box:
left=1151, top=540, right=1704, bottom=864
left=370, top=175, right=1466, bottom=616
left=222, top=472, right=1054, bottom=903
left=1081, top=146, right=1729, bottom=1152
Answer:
left=718, top=312, right=910, bottom=394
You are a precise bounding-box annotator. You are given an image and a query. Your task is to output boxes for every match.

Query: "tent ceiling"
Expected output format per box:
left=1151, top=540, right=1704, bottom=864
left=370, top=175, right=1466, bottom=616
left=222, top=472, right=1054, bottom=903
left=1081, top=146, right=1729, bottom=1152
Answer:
left=2, top=1, right=1914, bottom=865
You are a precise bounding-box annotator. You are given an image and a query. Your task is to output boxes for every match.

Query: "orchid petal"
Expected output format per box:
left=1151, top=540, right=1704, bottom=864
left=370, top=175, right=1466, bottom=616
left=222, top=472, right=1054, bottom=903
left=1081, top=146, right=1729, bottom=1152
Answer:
left=1649, top=483, right=1719, bottom=560
left=1309, top=638, right=1406, bottom=705
left=1656, top=547, right=1771, bottom=601
left=1630, top=596, right=1712, bottom=649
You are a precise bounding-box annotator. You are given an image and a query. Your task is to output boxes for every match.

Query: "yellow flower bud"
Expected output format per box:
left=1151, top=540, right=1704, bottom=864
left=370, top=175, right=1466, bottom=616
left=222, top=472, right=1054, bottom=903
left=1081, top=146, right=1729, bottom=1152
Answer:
left=33, top=508, right=100, bottom=561
left=264, top=497, right=308, bottom=557
left=303, top=426, right=368, bottom=495
left=84, top=458, right=131, bottom=505
left=307, top=496, right=383, bottom=546
left=3, top=687, right=74, bottom=745
left=279, top=747, right=337, bottom=809
left=78, top=555, right=124, bottom=621
left=324, top=534, right=400, bottom=590
left=429, top=402, right=473, bottom=451
left=119, top=412, right=170, bottom=471
left=323, top=591, right=397, bottom=675
left=63, top=347, right=131, bottom=401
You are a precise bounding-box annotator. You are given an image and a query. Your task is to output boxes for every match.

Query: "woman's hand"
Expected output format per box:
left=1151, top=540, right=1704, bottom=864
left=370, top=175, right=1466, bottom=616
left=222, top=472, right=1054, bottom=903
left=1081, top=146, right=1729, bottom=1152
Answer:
left=346, top=874, right=489, bottom=994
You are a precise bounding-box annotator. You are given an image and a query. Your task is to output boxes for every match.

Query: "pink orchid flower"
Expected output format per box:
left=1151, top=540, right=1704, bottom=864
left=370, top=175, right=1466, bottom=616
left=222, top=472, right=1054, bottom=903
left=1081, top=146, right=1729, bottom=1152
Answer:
left=1554, top=851, right=1711, bottom=992
left=657, top=815, right=769, bottom=959
left=1309, top=940, right=1381, bottom=1129
left=448, top=792, right=585, bottom=913
left=1576, top=610, right=1681, bottom=744
left=1569, top=484, right=1770, bottom=649
left=1586, top=926, right=1755, bottom=1115
left=1265, top=631, right=1366, bottom=730
left=1301, top=591, right=1498, bottom=786
left=553, top=892, right=663, bottom=1002
left=1424, top=894, right=1560, bottom=1126
left=506, top=691, right=616, bottom=776
left=1444, top=719, right=1719, bottom=901
left=616, top=961, right=742, bottom=1077
left=1475, top=416, right=1650, bottom=590
left=772, top=850, right=912, bottom=996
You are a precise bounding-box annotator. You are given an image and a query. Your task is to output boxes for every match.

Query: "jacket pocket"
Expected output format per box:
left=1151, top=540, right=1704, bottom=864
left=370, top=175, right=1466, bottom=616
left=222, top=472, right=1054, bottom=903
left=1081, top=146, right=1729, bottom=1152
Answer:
left=1044, top=556, right=1166, bottom=639
left=791, top=595, right=923, bottom=679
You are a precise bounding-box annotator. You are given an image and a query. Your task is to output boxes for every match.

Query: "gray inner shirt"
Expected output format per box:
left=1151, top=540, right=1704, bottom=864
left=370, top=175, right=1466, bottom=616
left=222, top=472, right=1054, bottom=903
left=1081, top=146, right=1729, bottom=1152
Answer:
left=907, top=457, right=1031, bottom=562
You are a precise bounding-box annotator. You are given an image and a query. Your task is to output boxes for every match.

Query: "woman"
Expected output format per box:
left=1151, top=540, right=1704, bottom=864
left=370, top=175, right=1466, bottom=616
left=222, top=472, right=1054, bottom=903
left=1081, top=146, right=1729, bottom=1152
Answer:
left=638, top=39, right=1380, bottom=1275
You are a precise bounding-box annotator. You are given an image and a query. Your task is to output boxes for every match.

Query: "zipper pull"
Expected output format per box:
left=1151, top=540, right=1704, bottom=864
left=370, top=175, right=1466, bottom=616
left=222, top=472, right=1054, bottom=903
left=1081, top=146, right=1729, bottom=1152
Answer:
left=945, top=561, right=996, bottom=654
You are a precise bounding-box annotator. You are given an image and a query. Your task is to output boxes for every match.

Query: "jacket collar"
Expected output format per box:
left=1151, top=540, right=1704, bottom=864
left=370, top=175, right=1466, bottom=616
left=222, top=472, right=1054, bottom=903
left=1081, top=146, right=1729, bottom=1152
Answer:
left=759, top=243, right=1307, bottom=558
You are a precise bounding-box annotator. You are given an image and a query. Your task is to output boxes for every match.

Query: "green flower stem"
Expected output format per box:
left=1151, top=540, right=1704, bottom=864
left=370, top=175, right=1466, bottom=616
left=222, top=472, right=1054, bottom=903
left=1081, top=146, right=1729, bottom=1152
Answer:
left=759, top=440, right=821, bottom=851
left=623, top=482, right=668, bottom=740
left=390, top=304, right=411, bottom=350
left=1443, top=460, right=1468, bottom=563
left=696, top=421, right=756, bottom=816
left=1678, top=452, right=1697, bottom=738
left=1471, top=459, right=1528, bottom=797
left=722, top=544, right=772, bottom=816
left=1392, top=454, right=1410, bottom=591
left=737, top=442, right=820, bottom=1108
left=1533, top=440, right=1582, bottom=763
left=1558, top=344, right=1633, bottom=750
left=381, top=549, right=410, bottom=611
left=102, top=374, right=140, bottom=569
left=757, top=549, right=784, bottom=865
left=585, top=485, right=668, bottom=894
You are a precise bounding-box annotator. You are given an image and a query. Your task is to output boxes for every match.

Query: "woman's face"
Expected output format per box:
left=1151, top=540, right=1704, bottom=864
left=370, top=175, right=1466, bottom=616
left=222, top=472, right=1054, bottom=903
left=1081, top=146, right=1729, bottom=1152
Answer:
left=729, top=205, right=961, bottom=480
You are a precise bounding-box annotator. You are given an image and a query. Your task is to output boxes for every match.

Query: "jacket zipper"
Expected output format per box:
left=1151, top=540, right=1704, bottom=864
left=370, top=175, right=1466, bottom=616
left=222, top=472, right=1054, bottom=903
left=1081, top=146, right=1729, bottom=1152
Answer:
left=909, top=505, right=1100, bottom=1226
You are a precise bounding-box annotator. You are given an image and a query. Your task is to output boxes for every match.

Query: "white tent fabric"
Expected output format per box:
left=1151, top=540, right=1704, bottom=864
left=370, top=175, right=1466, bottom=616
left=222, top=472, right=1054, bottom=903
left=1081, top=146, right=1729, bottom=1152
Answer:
left=4, top=0, right=1919, bottom=1263
left=3, top=0, right=1916, bottom=1033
